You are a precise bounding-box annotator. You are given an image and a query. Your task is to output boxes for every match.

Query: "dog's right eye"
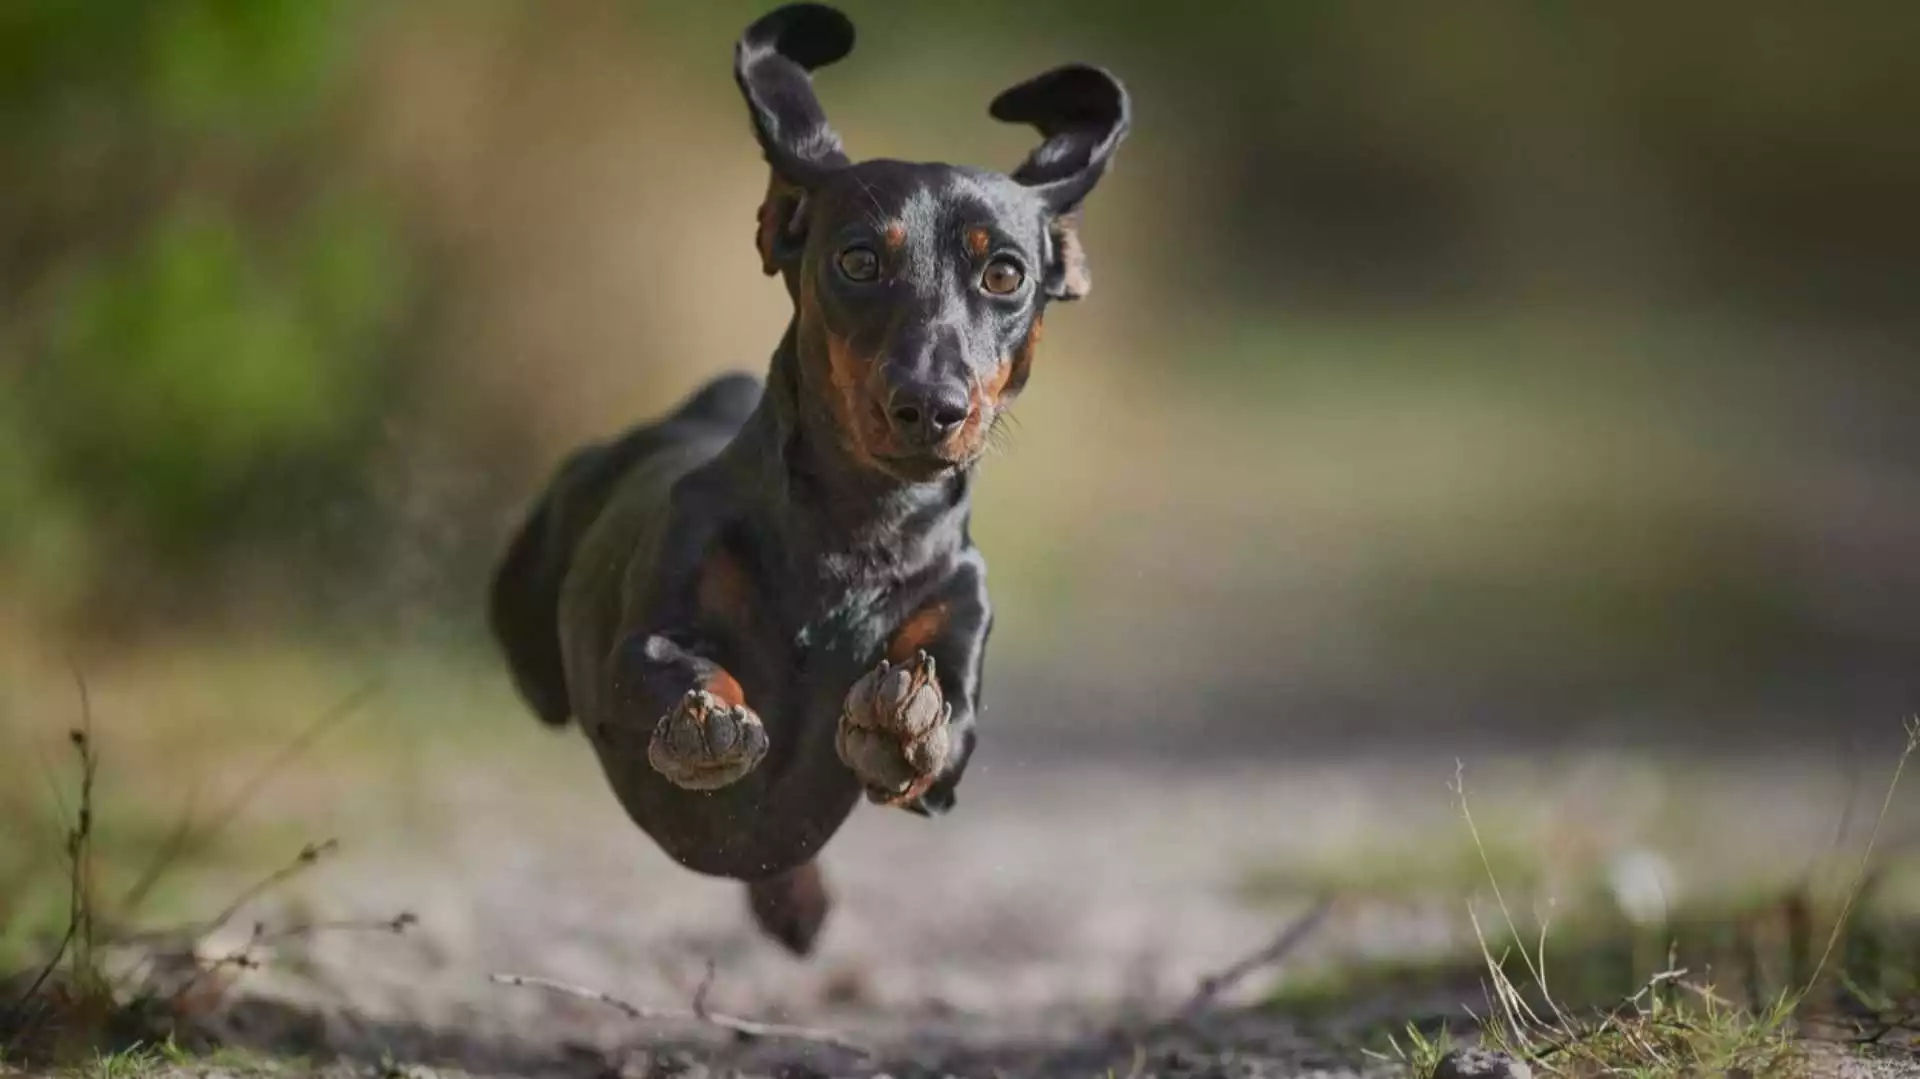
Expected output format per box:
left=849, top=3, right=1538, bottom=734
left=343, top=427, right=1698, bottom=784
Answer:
left=836, top=246, right=880, bottom=283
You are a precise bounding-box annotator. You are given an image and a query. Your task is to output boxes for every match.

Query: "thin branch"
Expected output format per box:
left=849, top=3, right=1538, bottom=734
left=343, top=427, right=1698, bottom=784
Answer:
left=120, top=680, right=377, bottom=914
left=4, top=689, right=99, bottom=1044
left=116, top=786, right=204, bottom=919
left=246, top=912, right=418, bottom=948
left=195, top=682, right=379, bottom=843
left=2, top=921, right=75, bottom=1025
left=163, top=907, right=415, bottom=1012
left=152, top=840, right=348, bottom=1007
left=196, top=840, right=340, bottom=941
left=67, top=675, right=99, bottom=988
left=1179, top=896, right=1334, bottom=1017
left=490, top=973, right=870, bottom=1056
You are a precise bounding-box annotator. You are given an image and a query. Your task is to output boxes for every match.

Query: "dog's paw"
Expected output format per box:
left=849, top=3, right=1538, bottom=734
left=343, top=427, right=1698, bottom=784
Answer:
left=647, top=689, right=769, bottom=791
left=836, top=651, right=951, bottom=806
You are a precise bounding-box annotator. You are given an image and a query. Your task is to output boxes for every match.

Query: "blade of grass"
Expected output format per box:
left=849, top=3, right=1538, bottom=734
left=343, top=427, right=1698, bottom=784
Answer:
left=1804, top=718, right=1919, bottom=998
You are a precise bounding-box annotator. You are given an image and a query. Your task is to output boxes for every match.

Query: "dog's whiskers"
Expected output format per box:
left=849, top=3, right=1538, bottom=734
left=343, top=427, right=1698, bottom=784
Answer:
left=985, top=409, right=1020, bottom=456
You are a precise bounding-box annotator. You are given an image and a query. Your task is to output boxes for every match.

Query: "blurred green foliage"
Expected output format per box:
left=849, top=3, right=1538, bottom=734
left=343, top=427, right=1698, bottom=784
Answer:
left=0, top=0, right=411, bottom=623
left=0, top=0, right=1913, bottom=703
left=41, top=200, right=401, bottom=543
left=0, top=0, right=340, bottom=128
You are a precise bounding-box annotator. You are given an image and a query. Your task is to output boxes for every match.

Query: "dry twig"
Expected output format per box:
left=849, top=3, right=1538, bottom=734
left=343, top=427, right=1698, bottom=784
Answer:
left=196, top=840, right=341, bottom=942
left=4, top=682, right=101, bottom=1027
left=1180, top=896, right=1335, bottom=1017
left=119, top=680, right=378, bottom=915
left=490, top=972, right=870, bottom=1056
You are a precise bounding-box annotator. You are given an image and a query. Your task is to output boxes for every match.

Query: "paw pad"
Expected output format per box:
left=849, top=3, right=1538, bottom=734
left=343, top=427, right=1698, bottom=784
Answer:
left=837, top=651, right=952, bottom=803
left=647, top=689, right=769, bottom=791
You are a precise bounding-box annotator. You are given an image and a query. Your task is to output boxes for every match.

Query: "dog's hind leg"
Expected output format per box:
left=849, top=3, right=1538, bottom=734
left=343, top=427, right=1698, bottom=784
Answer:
left=490, top=479, right=580, bottom=727
left=746, top=861, right=831, bottom=956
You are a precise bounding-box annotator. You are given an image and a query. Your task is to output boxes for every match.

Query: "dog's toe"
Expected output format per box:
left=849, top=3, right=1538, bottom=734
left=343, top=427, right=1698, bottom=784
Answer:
left=647, top=689, right=768, bottom=790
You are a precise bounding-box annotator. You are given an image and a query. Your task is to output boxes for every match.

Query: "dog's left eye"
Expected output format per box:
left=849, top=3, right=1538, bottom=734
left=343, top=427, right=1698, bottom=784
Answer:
left=981, top=258, right=1024, bottom=296
left=837, top=246, right=880, bottom=283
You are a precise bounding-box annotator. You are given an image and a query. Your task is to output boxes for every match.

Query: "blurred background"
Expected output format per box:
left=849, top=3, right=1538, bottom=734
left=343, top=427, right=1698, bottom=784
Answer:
left=3, top=0, right=1920, bottom=1052
left=6, top=0, right=1917, bottom=751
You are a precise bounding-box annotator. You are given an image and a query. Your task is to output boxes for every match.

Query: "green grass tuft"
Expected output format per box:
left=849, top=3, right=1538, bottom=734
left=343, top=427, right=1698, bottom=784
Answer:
left=1439, top=719, right=1920, bottom=1078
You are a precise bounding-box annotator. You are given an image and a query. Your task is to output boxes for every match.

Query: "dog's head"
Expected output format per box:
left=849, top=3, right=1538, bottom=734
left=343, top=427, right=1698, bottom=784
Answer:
left=736, top=4, right=1129, bottom=483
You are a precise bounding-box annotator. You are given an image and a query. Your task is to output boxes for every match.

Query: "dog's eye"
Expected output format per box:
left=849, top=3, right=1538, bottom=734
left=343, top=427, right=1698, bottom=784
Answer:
left=836, top=246, right=880, bottom=283
left=981, top=258, right=1024, bottom=296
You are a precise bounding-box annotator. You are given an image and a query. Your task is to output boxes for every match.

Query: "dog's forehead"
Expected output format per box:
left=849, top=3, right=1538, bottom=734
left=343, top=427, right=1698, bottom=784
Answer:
left=821, top=161, right=1043, bottom=239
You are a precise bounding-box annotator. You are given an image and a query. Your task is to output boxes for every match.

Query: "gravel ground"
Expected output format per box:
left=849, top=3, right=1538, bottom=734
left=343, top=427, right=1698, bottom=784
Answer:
left=144, top=735, right=1916, bottom=1079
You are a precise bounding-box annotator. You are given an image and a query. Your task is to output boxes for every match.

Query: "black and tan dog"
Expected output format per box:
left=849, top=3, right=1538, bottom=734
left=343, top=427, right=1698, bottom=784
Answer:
left=488, top=3, right=1128, bottom=955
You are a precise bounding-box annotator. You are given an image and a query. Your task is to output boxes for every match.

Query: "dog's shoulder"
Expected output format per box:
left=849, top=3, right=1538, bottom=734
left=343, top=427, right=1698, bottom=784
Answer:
left=489, top=373, right=764, bottom=726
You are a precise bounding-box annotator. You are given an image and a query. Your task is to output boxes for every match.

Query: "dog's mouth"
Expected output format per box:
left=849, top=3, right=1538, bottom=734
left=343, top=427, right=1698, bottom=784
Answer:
left=871, top=449, right=972, bottom=483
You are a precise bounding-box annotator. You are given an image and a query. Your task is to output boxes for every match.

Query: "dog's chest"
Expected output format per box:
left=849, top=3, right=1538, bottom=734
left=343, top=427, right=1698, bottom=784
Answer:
left=792, top=578, right=888, bottom=658
left=749, top=540, right=909, bottom=658
left=734, top=564, right=902, bottom=728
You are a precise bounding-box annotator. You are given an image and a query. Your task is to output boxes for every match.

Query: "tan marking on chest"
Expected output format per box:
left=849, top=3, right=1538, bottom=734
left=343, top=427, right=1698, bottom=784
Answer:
left=886, top=602, right=952, bottom=663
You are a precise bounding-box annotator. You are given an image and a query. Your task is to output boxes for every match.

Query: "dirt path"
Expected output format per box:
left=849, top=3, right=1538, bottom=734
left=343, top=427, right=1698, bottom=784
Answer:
left=184, top=738, right=1910, bottom=1078
left=224, top=759, right=1380, bottom=1076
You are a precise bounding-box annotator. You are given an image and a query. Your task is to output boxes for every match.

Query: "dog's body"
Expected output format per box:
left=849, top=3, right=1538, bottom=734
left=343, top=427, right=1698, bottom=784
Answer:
left=488, top=3, right=1127, bottom=955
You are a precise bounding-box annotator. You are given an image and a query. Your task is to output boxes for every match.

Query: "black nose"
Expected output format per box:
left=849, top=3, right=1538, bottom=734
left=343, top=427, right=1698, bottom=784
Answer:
left=889, top=383, right=971, bottom=446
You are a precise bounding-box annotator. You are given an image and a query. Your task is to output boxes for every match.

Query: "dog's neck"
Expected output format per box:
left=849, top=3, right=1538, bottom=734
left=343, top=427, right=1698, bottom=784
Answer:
left=723, top=326, right=972, bottom=584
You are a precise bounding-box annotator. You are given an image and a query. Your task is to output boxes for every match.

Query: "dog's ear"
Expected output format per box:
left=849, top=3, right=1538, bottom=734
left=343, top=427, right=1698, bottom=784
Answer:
left=735, top=4, right=854, bottom=276
left=991, top=65, right=1130, bottom=301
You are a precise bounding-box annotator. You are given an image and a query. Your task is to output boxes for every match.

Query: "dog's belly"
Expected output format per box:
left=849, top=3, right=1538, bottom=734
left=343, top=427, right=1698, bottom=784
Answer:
left=552, top=442, right=873, bottom=879
left=584, top=665, right=866, bottom=879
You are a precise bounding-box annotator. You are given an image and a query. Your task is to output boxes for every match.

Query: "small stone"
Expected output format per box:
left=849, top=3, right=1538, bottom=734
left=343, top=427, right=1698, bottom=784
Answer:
left=1433, top=1047, right=1533, bottom=1079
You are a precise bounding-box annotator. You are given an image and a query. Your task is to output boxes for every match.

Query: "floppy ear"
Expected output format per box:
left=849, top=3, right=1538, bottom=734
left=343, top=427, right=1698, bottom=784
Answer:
left=990, top=65, right=1130, bottom=301
left=735, top=4, right=855, bottom=276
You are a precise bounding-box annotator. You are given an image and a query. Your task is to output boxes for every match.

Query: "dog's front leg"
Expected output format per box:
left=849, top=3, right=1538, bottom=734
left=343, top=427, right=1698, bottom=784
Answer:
left=611, top=632, right=769, bottom=791
left=836, top=555, right=988, bottom=816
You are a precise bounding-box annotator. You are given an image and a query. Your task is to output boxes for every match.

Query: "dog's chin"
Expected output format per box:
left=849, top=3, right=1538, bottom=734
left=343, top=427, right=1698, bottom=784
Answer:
left=872, top=451, right=973, bottom=484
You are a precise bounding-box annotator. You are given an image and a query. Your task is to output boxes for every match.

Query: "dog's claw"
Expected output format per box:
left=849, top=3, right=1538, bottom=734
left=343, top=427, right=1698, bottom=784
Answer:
left=837, top=650, right=951, bottom=806
left=648, top=689, right=769, bottom=791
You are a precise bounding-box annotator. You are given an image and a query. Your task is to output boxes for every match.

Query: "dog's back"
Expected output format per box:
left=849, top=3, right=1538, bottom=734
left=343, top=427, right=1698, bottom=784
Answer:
left=488, top=373, right=763, bottom=727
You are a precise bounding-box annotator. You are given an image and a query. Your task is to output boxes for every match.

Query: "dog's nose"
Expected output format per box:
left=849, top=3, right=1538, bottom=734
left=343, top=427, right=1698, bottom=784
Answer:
left=888, top=382, right=971, bottom=446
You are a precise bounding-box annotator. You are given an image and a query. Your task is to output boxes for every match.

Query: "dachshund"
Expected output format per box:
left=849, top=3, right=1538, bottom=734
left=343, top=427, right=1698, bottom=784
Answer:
left=488, top=2, right=1128, bottom=955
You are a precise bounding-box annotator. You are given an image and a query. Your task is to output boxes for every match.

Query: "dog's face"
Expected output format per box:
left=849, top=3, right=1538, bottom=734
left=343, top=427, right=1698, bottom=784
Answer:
left=736, top=4, right=1128, bottom=483
left=793, top=164, right=1049, bottom=481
